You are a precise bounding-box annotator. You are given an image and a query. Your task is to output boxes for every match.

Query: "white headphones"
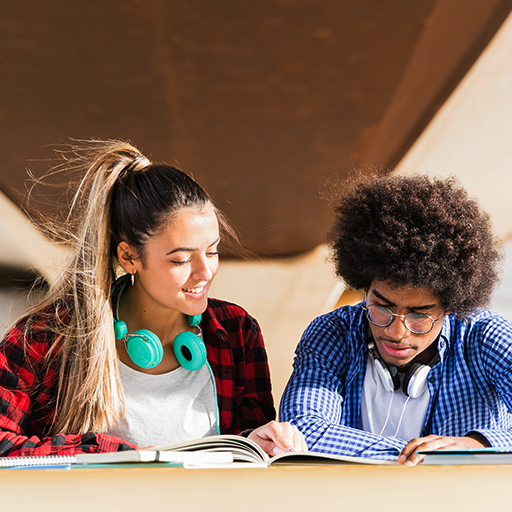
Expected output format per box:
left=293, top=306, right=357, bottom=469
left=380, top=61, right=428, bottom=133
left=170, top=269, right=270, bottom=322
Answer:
left=368, top=341, right=431, bottom=398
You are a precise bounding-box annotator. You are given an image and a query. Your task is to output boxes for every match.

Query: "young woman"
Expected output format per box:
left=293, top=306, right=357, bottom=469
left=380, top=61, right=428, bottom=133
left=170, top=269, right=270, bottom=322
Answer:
left=0, top=139, right=306, bottom=457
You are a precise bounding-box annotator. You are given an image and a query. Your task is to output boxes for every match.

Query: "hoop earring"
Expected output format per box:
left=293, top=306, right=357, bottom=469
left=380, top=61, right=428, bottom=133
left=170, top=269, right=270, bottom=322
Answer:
left=131, top=273, right=135, bottom=286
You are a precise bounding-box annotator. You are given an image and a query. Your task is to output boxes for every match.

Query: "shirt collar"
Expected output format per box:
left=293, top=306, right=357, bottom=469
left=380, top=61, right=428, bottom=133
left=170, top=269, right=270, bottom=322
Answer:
left=200, top=300, right=230, bottom=345
left=436, top=314, right=453, bottom=362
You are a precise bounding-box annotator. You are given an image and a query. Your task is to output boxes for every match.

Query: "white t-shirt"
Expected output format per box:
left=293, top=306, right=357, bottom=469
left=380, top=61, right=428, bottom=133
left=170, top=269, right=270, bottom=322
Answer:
left=360, top=356, right=430, bottom=441
left=106, top=361, right=218, bottom=447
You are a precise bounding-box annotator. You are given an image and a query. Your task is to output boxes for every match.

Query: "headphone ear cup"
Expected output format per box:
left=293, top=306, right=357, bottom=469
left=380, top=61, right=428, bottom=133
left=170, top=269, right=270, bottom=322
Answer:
left=386, top=363, right=401, bottom=392
left=174, top=331, right=207, bottom=371
left=372, top=357, right=398, bottom=393
left=402, top=363, right=430, bottom=398
left=126, top=329, right=164, bottom=369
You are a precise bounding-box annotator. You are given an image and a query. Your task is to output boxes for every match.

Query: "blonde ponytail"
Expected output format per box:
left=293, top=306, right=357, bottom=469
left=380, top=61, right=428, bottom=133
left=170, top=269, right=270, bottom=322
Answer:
left=27, top=140, right=151, bottom=434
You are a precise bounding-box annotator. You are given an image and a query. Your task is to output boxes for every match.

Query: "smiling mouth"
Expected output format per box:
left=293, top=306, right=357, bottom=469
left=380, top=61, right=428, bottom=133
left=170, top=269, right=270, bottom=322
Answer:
left=182, top=286, right=206, bottom=294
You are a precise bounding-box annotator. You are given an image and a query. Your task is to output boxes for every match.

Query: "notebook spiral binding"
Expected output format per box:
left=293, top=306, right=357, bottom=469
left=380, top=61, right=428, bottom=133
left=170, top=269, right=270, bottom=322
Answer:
left=0, top=454, right=77, bottom=468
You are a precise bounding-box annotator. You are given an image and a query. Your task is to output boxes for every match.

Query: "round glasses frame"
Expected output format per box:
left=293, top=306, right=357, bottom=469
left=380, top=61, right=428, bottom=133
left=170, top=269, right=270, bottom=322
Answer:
left=362, top=304, right=443, bottom=335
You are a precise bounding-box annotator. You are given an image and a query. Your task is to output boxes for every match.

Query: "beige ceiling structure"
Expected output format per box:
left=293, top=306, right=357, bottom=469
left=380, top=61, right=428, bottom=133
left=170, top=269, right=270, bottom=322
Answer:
left=0, top=0, right=442, bottom=257
left=2, top=0, right=510, bottom=264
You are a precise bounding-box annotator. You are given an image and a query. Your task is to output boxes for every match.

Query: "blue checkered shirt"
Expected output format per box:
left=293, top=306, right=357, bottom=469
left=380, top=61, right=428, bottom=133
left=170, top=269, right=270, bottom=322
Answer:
left=279, top=302, right=512, bottom=460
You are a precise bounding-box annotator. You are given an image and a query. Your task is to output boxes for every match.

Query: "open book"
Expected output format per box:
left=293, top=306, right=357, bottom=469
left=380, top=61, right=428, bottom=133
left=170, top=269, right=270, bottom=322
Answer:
left=0, top=435, right=396, bottom=469
left=159, top=435, right=397, bottom=467
left=419, top=446, right=512, bottom=465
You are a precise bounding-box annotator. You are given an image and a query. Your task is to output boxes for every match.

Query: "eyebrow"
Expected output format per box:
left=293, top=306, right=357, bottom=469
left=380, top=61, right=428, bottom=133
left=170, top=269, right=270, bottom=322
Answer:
left=166, top=237, right=221, bottom=256
left=370, top=288, right=437, bottom=311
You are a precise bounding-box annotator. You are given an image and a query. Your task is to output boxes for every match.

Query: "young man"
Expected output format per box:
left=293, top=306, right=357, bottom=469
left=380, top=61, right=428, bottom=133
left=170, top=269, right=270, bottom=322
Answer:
left=280, top=173, right=512, bottom=465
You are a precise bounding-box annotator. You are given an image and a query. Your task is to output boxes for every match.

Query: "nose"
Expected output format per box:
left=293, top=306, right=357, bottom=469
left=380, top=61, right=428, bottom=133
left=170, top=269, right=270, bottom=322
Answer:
left=383, top=315, right=411, bottom=340
left=192, top=255, right=215, bottom=281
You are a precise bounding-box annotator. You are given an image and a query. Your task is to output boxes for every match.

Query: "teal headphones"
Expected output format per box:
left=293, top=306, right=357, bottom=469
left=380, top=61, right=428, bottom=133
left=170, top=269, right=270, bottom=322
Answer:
left=113, top=277, right=207, bottom=371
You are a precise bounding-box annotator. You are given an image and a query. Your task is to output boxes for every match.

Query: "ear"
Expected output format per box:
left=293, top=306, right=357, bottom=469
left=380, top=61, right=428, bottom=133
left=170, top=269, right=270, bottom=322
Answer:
left=117, top=242, right=138, bottom=274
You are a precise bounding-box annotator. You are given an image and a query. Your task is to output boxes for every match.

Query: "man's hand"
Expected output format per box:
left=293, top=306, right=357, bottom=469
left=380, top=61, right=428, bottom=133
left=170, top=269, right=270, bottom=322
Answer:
left=248, top=421, right=308, bottom=456
left=398, top=433, right=490, bottom=466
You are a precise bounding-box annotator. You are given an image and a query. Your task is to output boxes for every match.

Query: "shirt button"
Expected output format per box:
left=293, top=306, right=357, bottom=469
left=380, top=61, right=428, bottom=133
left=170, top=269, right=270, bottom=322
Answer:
left=429, top=376, right=436, bottom=384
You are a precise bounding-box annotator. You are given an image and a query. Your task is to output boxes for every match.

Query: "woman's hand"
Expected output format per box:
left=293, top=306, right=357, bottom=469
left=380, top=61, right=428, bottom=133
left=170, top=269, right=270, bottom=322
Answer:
left=247, top=421, right=308, bottom=456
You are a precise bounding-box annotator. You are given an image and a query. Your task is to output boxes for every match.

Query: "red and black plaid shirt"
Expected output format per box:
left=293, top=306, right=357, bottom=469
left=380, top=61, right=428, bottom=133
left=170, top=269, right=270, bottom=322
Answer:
left=0, top=298, right=275, bottom=457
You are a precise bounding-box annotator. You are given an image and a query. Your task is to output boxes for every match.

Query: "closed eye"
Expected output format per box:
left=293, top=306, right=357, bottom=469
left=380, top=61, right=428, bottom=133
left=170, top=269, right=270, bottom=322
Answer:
left=408, top=312, right=431, bottom=319
left=171, top=259, right=191, bottom=266
left=374, top=301, right=392, bottom=310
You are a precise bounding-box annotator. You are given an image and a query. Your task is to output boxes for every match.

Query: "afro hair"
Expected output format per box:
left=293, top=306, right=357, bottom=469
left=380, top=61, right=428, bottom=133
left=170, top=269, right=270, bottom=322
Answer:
left=328, top=173, right=502, bottom=315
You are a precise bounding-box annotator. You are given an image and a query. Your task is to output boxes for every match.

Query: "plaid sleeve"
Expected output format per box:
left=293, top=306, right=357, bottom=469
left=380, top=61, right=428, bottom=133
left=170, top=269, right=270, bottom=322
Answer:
left=233, top=310, right=276, bottom=430
left=279, top=314, right=406, bottom=460
left=205, top=300, right=275, bottom=434
left=0, top=316, right=136, bottom=457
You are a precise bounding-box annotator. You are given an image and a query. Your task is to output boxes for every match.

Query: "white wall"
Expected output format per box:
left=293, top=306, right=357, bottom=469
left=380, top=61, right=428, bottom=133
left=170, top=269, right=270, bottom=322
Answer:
left=209, top=245, right=341, bottom=406
left=394, top=13, right=512, bottom=325
left=0, top=190, right=69, bottom=284
left=395, top=12, right=512, bottom=241
left=0, top=286, right=43, bottom=338
left=491, top=237, right=512, bottom=321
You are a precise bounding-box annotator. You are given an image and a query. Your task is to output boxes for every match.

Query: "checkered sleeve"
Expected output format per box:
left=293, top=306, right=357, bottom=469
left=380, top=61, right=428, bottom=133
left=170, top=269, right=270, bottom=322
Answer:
left=465, top=314, right=512, bottom=446
left=0, top=316, right=136, bottom=457
left=280, top=313, right=406, bottom=460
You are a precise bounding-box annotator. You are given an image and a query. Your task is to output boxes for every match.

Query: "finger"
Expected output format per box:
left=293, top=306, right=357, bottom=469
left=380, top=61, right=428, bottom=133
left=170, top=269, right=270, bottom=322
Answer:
left=277, top=424, right=308, bottom=453
left=400, top=437, right=449, bottom=466
left=251, top=421, right=308, bottom=455
left=398, top=435, right=441, bottom=461
left=270, top=422, right=297, bottom=451
left=403, top=451, right=425, bottom=467
left=277, top=422, right=306, bottom=452
left=289, top=426, right=308, bottom=452
left=248, top=422, right=293, bottom=455
left=402, top=438, right=448, bottom=466
left=398, top=438, right=427, bottom=463
left=247, top=429, right=276, bottom=455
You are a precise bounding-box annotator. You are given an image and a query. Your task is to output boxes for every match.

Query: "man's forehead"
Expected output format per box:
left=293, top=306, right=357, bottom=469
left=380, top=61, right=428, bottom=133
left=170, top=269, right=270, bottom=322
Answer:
left=369, top=281, right=441, bottom=308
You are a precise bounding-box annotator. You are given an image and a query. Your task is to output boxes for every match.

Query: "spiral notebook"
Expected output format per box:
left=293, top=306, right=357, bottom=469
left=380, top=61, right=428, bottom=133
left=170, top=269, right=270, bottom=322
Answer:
left=0, top=454, right=77, bottom=468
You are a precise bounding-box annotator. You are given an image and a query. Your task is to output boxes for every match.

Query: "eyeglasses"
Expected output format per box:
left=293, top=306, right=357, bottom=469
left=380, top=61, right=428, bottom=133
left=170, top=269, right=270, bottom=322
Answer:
left=363, top=304, right=443, bottom=335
